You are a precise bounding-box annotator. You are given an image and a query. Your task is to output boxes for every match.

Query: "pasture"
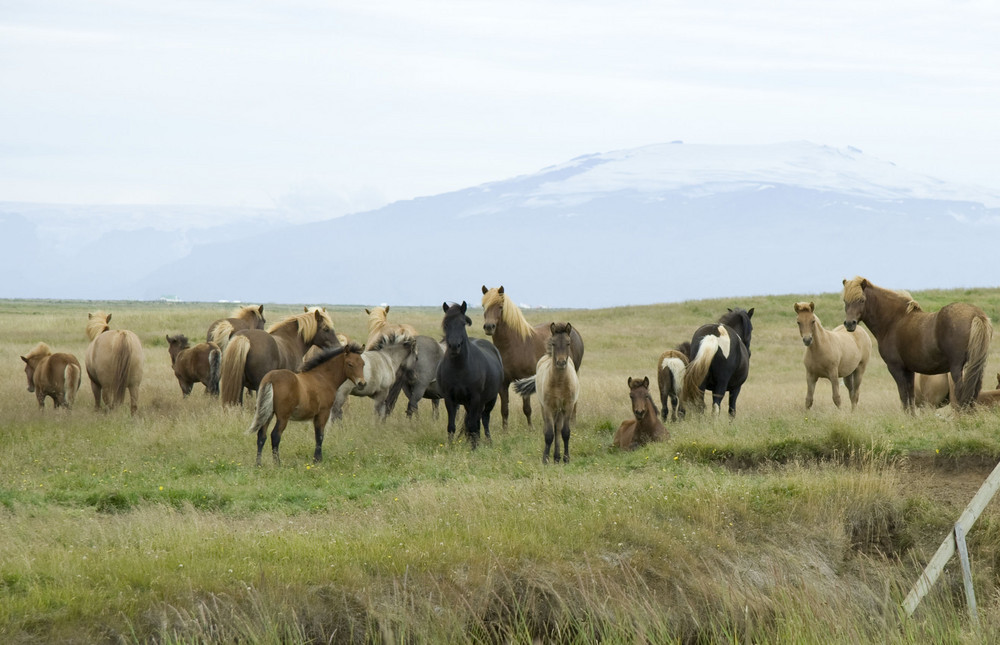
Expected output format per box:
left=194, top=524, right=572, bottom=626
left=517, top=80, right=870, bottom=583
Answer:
left=3, top=290, right=1000, bottom=643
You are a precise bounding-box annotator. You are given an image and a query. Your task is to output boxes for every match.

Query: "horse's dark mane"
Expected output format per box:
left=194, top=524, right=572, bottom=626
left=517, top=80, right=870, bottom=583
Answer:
left=718, top=308, right=749, bottom=330
left=301, top=342, right=362, bottom=372
left=170, top=334, right=191, bottom=350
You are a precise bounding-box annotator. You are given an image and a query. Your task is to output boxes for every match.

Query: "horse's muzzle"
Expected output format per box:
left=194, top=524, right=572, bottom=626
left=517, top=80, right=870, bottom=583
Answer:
left=555, top=359, right=568, bottom=369
left=844, top=321, right=857, bottom=332
left=801, top=337, right=812, bottom=347
left=483, top=323, right=496, bottom=336
left=633, top=409, right=645, bottom=420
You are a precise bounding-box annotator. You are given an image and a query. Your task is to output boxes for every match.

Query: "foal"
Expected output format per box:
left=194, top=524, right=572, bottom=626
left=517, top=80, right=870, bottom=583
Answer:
left=613, top=376, right=669, bottom=450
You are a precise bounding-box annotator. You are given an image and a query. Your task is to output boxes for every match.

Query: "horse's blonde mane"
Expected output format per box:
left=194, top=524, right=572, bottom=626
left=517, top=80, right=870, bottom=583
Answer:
left=481, top=287, right=534, bottom=340
left=24, top=342, right=52, bottom=360
left=844, top=277, right=921, bottom=311
left=267, top=309, right=333, bottom=342
left=231, top=304, right=263, bottom=321
left=366, top=306, right=417, bottom=347
left=86, top=312, right=111, bottom=340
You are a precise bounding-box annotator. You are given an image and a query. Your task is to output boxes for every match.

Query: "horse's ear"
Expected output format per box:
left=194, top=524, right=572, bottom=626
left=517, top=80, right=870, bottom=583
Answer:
left=384, top=305, right=390, bottom=314
left=258, top=305, right=264, bottom=314
left=165, top=334, right=171, bottom=342
left=20, top=355, right=28, bottom=363
left=498, top=286, right=504, bottom=295
left=550, top=322, right=557, bottom=334
left=482, top=285, right=488, bottom=294
left=565, top=322, right=572, bottom=333
left=88, top=312, right=93, bottom=320
left=460, top=301, right=468, bottom=314
left=861, top=279, right=870, bottom=288
left=728, top=308, right=733, bottom=313
left=304, top=306, right=309, bottom=312
left=642, top=376, right=650, bottom=388
left=842, top=278, right=848, bottom=286
left=313, top=309, right=324, bottom=323
left=627, top=376, right=633, bottom=387
left=807, top=303, right=814, bottom=313
left=365, top=308, right=371, bottom=315
left=106, top=313, right=112, bottom=323
left=747, top=308, right=754, bottom=318
left=442, top=302, right=449, bottom=313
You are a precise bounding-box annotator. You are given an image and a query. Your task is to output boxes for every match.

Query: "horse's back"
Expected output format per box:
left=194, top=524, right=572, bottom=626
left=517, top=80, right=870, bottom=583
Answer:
left=87, top=330, right=143, bottom=383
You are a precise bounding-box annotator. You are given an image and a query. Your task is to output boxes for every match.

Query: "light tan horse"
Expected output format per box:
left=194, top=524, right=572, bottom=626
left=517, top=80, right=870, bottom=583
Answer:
left=915, top=373, right=951, bottom=408
left=21, top=342, right=82, bottom=409
left=794, top=302, right=872, bottom=410
left=85, top=312, right=144, bottom=414
left=207, top=305, right=266, bottom=351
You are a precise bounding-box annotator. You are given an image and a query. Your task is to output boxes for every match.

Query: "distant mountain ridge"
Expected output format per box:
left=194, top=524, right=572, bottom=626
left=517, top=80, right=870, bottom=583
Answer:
left=5, top=142, right=999, bottom=307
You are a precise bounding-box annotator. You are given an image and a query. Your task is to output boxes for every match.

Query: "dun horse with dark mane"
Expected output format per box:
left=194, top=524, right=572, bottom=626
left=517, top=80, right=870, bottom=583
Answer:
left=85, top=312, right=144, bottom=414
left=21, top=343, right=82, bottom=409
left=220, top=309, right=341, bottom=406
left=481, top=285, right=584, bottom=429
left=842, top=277, right=992, bottom=412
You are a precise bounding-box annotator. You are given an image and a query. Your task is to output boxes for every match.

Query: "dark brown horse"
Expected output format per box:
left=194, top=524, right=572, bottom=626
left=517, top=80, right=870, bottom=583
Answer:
left=21, top=342, right=82, bottom=409
left=247, top=342, right=366, bottom=466
left=166, top=334, right=221, bottom=396
left=842, top=276, right=992, bottom=412
left=207, top=305, right=266, bottom=351
left=220, top=309, right=342, bottom=406
left=481, top=285, right=584, bottom=429
left=85, top=312, right=144, bottom=414
left=613, top=376, right=669, bottom=450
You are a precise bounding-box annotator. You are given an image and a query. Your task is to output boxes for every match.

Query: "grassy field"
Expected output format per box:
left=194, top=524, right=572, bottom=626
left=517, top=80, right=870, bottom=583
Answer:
left=3, top=289, right=1000, bottom=643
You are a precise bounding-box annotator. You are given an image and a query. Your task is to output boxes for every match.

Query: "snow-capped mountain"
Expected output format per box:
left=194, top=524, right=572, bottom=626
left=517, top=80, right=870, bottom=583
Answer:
left=5, top=142, right=999, bottom=307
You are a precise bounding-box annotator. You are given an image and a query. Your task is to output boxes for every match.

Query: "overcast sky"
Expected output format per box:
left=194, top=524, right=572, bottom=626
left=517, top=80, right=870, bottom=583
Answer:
left=3, top=1, right=1000, bottom=216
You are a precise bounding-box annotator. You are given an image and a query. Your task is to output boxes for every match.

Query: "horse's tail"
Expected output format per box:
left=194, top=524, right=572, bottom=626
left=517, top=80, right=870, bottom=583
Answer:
left=957, top=314, right=993, bottom=407
left=65, top=361, right=81, bottom=408
left=109, top=333, right=134, bottom=409
left=682, top=330, right=724, bottom=410
left=211, top=320, right=236, bottom=352
left=220, top=335, right=251, bottom=406
left=207, top=347, right=222, bottom=396
left=247, top=381, right=274, bottom=435
left=513, top=376, right=536, bottom=396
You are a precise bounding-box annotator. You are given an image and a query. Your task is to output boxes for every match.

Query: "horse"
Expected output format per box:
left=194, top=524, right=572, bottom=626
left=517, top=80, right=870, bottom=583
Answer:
left=681, top=308, right=754, bottom=417
left=246, top=342, right=366, bottom=466
left=481, top=285, right=584, bottom=429
left=437, top=301, right=503, bottom=449
left=21, top=342, right=81, bottom=409
left=915, top=373, right=951, bottom=408
left=794, top=302, right=872, bottom=410
left=207, top=305, right=266, bottom=351
left=977, top=374, right=1000, bottom=408
left=85, top=312, right=144, bottom=414
left=363, top=305, right=418, bottom=347
left=842, top=277, right=992, bottom=412
left=512, top=323, right=581, bottom=463
left=656, top=348, right=688, bottom=422
left=219, top=308, right=342, bottom=406
left=331, top=328, right=417, bottom=420
left=613, top=376, right=669, bottom=450
left=383, top=335, right=445, bottom=419
left=166, top=334, right=221, bottom=396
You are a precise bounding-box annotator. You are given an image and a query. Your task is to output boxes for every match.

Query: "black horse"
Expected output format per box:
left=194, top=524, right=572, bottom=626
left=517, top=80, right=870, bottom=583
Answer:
left=681, top=308, right=754, bottom=418
left=436, top=302, right=503, bottom=448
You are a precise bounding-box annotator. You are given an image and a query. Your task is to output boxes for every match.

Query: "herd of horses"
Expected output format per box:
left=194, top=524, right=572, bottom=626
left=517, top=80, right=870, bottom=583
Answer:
left=17, top=277, right=1000, bottom=465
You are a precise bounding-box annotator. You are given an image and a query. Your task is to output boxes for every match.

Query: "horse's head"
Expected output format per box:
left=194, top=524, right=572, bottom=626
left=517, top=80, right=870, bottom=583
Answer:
left=793, top=302, right=816, bottom=346
left=344, top=343, right=367, bottom=390
left=165, top=334, right=190, bottom=364
left=547, top=322, right=574, bottom=370
left=723, top=307, right=754, bottom=355
left=309, top=309, right=342, bottom=349
left=842, top=277, right=868, bottom=332
left=628, top=376, right=652, bottom=420
left=442, top=301, right=472, bottom=357
left=481, top=285, right=504, bottom=336
left=20, top=343, right=51, bottom=392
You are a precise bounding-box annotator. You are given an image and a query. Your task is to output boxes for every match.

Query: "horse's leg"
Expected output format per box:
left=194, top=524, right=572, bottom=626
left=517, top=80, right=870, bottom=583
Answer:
left=91, top=379, right=102, bottom=411
left=383, top=376, right=405, bottom=417
left=255, top=422, right=269, bottom=467
left=180, top=379, right=193, bottom=397
left=128, top=384, right=139, bottom=416
left=431, top=399, right=440, bottom=420
left=270, top=418, right=287, bottom=466
left=827, top=371, right=843, bottom=408
left=886, top=365, right=916, bottom=414
left=804, top=373, right=818, bottom=409
left=465, top=400, right=483, bottom=450
left=36, top=390, right=47, bottom=409
left=726, top=385, right=742, bottom=419
left=445, top=399, right=458, bottom=445
left=482, top=394, right=497, bottom=444
left=560, top=413, right=571, bottom=464
left=521, top=393, right=533, bottom=427
left=407, top=383, right=429, bottom=418
left=313, top=413, right=328, bottom=463
left=951, top=363, right=970, bottom=410
left=542, top=412, right=554, bottom=464
left=498, top=382, right=511, bottom=430
left=843, top=373, right=857, bottom=410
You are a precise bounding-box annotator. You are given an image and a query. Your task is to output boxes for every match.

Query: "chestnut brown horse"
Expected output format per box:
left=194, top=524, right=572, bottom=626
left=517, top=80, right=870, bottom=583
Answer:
left=166, top=334, right=221, bottom=396
left=21, top=342, right=81, bottom=409
left=613, top=376, right=669, bottom=450
left=842, top=277, right=992, bottom=412
left=247, top=342, right=366, bottom=466
left=794, top=302, right=871, bottom=410
left=656, top=348, right=688, bottom=422
left=220, top=309, right=342, bottom=406
left=481, top=285, right=584, bottom=429
left=207, top=305, right=266, bottom=351
left=85, top=312, right=144, bottom=414
left=512, top=323, right=581, bottom=464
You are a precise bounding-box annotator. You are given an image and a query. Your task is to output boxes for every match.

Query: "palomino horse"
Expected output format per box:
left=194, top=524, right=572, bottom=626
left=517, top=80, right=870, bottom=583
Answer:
left=384, top=335, right=445, bottom=419
left=207, top=305, right=266, bottom=351
left=85, top=312, right=144, bottom=414
left=682, top=308, right=753, bottom=417
left=220, top=309, right=341, bottom=406
left=363, top=305, right=418, bottom=347
left=656, top=347, right=688, bottom=422
left=438, top=302, right=503, bottom=449
left=843, top=277, right=992, bottom=412
left=247, top=342, right=365, bottom=466
left=481, top=285, right=584, bottom=429
left=166, top=335, right=221, bottom=396
left=21, top=342, right=81, bottom=409
left=332, top=329, right=417, bottom=420
left=794, top=302, right=872, bottom=410
left=613, top=376, right=669, bottom=450
left=513, top=323, right=581, bottom=464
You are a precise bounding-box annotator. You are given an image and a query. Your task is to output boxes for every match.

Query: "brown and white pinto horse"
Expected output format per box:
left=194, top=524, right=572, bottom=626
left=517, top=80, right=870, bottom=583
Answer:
left=842, top=277, right=992, bottom=412
left=481, top=285, right=584, bottom=429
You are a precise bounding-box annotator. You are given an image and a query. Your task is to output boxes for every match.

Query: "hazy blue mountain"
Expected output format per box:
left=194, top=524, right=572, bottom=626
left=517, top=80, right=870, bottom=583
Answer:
left=6, top=142, right=999, bottom=307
